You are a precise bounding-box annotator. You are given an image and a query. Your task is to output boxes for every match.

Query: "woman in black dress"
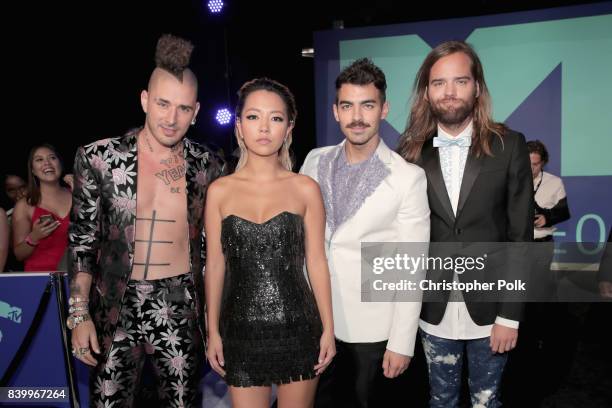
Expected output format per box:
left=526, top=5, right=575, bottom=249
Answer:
left=205, top=78, right=335, bottom=407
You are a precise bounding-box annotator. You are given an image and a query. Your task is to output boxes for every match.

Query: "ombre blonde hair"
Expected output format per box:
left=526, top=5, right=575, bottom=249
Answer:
left=234, top=78, right=297, bottom=171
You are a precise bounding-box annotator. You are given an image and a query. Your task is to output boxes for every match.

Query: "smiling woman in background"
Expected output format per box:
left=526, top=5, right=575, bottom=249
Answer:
left=12, top=144, right=72, bottom=272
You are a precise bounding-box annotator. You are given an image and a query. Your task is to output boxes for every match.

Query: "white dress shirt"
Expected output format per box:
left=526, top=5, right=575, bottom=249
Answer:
left=533, top=171, right=567, bottom=239
left=419, top=121, right=519, bottom=339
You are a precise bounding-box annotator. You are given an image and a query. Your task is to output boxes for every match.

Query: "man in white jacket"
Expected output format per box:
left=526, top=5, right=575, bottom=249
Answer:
left=301, top=58, right=430, bottom=408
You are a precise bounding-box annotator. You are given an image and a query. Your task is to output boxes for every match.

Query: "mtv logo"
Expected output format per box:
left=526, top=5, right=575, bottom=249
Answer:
left=0, top=300, right=23, bottom=324
left=8, top=308, right=22, bottom=324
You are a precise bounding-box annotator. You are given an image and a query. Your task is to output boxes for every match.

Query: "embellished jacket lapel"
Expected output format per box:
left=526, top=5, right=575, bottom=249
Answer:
left=318, top=140, right=391, bottom=235
left=317, top=144, right=342, bottom=234
left=335, top=149, right=390, bottom=231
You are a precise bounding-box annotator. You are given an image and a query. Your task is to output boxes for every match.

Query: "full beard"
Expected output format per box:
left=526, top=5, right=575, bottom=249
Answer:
left=430, top=98, right=474, bottom=127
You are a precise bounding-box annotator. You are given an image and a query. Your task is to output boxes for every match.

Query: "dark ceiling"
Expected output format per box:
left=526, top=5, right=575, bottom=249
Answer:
left=2, top=0, right=607, bottom=196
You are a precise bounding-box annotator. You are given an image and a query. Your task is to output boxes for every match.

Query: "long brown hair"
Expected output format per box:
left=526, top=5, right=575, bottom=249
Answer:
left=26, top=143, right=63, bottom=206
left=397, top=41, right=507, bottom=163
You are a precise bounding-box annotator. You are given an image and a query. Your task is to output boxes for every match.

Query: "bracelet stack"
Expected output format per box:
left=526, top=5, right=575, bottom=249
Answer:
left=66, top=296, right=90, bottom=330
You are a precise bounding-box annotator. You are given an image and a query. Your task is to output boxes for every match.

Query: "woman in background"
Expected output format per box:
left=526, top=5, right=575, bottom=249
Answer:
left=12, top=144, right=72, bottom=272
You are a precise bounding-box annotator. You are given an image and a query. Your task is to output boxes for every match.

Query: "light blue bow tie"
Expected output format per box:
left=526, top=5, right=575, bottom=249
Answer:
left=432, top=135, right=472, bottom=148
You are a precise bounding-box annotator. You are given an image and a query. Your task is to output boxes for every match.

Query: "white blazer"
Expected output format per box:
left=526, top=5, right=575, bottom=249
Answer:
left=300, top=139, right=430, bottom=356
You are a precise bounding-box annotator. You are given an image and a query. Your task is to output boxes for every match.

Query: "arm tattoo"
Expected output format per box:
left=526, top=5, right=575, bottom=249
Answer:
left=70, top=280, right=83, bottom=296
left=134, top=209, right=176, bottom=279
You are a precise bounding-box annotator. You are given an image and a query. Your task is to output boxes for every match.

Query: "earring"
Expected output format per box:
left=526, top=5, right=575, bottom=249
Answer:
left=191, top=118, right=197, bottom=126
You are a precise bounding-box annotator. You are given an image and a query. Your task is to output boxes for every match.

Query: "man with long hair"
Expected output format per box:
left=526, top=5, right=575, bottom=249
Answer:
left=67, top=34, right=224, bottom=406
left=398, top=41, right=533, bottom=407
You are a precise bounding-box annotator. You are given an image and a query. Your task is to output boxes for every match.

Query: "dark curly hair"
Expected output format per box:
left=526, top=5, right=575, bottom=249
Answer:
left=335, top=58, right=387, bottom=103
left=527, top=140, right=549, bottom=164
left=154, top=34, right=194, bottom=80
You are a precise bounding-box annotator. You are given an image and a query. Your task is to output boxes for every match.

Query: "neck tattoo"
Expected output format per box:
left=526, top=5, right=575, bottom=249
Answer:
left=144, top=135, right=154, bottom=153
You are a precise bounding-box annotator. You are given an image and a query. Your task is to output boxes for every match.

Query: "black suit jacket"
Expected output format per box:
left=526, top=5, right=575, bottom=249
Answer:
left=417, top=129, right=534, bottom=325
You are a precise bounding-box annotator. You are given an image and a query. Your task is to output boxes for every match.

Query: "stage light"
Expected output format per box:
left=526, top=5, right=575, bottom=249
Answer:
left=301, top=48, right=315, bottom=58
left=207, top=0, right=224, bottom=14
left=215, top=108, right=232, bottom=125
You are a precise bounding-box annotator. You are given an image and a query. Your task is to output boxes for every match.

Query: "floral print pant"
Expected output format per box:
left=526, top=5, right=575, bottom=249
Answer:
left=90, top=273, right=203, bottom=408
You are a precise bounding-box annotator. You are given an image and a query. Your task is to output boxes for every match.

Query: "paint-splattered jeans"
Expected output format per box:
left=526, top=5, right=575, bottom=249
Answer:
left=420, top=329, right=508, bottom=408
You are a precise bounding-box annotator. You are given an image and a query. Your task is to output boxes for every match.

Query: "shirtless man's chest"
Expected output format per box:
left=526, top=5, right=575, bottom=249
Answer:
left=132, top=140, right=190, bottom=280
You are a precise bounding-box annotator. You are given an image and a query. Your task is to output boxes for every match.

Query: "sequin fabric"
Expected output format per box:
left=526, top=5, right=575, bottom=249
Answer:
left=332, top=148, right=378, bottom=231
left=220, top=211, right=322, bottom=387
left=317, top=144, right=390, bottom=235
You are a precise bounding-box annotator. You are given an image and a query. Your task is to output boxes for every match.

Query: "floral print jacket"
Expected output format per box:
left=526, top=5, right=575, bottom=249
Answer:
left=68, top=128, right=225, bottom=362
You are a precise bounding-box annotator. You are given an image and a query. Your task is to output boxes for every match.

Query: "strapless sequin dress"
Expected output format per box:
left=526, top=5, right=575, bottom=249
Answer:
left=219, top=211, right=322, bottom=386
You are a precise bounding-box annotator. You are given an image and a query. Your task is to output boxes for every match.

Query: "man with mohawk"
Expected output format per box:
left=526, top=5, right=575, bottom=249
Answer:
left=68, top=34, right=224, bottom=407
